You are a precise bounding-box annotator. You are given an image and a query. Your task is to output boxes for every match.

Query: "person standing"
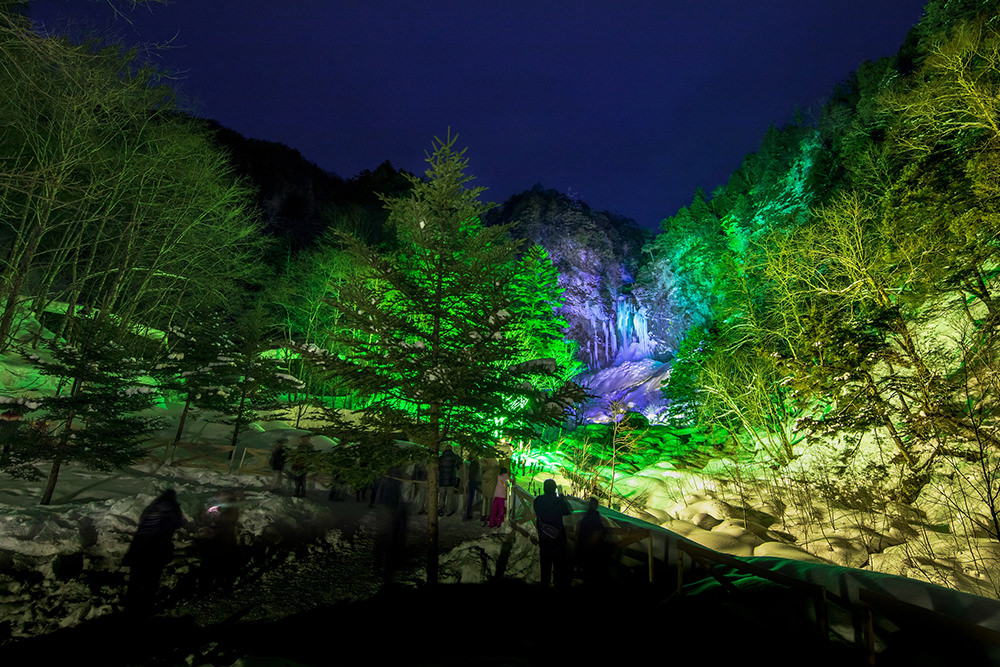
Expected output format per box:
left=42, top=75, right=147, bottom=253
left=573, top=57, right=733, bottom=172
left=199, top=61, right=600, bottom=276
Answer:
left=291, top=453, right=308, bottom=498
left=123, top=489, right=186, bottom=613
left=196, top=491, right=240, bottom=595
left=533, top=479, right=572, bottom=588
left=437, top=444, right=459, bottom=516
left=488, top=467, right=511, bottom=528
left=412, top=460, right=428, bottom=514
left=373, top=464, right=409, bottom=582
left=269, top=439, right=287, bottom=492
left=480, top=456, right=499, bottom=524
left=576, top=497, right=612, bottom=585
left=464, top=457, right=482, bottom=520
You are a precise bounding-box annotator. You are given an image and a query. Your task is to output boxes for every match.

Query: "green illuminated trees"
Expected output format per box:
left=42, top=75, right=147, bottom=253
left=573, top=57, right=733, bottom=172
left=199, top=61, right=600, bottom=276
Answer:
left=268, top=244, right=365, bottom=408
left=656, top=123, right=821, bottom=465
left=0, top=11, right=264, bottom=352
left=654, top=8, right=1000, bottom=512
left=643, top=189, right=726, bottom=335
left=767, top=17, right=1000, bottom=484
left=322, top=134, right=581, bottom=582
left=216, top=307, right=305, bottom=453
left=605, top=400, right=647, bottom=507
left=155, top=313, right=243, bottom=460
left=508, top=244, right=583, bottom=384
left=16, top=320, right=162, bottom=505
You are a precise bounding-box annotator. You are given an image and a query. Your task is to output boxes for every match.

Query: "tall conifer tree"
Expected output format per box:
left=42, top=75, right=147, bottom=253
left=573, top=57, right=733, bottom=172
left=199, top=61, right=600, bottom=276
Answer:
left=322, top=134, right=582, bottom=582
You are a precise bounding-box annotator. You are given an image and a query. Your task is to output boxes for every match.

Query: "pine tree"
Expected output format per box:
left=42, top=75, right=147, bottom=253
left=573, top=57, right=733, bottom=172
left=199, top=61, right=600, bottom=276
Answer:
left=16, top=319, right=162, bottom=505
left=322, top=134, right=583, bottom=582
left=211, top=306, right=305, bottom=459
left=508, top=244, right=584, bottom=384
left=153, top=313, right=245, bottom=462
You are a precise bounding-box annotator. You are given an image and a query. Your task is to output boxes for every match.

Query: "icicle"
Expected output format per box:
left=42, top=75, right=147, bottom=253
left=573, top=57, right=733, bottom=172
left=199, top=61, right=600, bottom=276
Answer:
left=635, top=303, right=650, bottom=357
left=604, top=317, right=613, bottom=364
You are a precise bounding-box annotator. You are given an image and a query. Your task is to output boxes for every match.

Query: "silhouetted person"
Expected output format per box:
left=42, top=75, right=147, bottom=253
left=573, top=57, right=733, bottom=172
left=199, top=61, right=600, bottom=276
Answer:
left=291, top=454, right=308, bottom=497
left=533, top=479, right=572, bottom=587
left=0, top=410, right=22, bottom=468
left=374, top=465, right=408, bottom=582
left=438, top=444, right=459, bottom=515
left=269, top=439, right=287, bottom=491
left=355, top=459, right=372, bottom=502
left=412, top=460, right=428, bottom=514
left=196, top=491, right=240, bottom=594
left=464, top=457, right=482, bottom=520
left=480, top=456, right=499, bottom=523
left=123, top=489, right=185, bottom=613
left=576, top=497, right=612, bottom=585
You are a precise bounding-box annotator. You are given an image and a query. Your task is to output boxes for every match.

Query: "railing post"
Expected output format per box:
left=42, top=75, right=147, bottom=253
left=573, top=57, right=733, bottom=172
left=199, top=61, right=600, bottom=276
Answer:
left=676, top=547, right=684, bottom=594
left=647, top=530, right=653, bottom=583
left=862, top=604, right=875, bottom=665
left=815, top=588, right=829, bottom=641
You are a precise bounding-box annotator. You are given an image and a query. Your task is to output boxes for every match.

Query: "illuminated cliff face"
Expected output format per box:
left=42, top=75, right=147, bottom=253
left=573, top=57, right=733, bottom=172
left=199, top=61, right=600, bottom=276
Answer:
left=560, top=274, right=672, bottom=423
left=490, top=186, right=671, bottom=372
left=558, top=282, right=658, bottom=370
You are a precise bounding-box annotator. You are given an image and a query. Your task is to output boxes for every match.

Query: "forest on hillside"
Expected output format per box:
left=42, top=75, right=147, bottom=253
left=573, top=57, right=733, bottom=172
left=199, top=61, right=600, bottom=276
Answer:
left=647, top=0, right=1000, bottom=506
left=2, top=0, right=1000, bottom=554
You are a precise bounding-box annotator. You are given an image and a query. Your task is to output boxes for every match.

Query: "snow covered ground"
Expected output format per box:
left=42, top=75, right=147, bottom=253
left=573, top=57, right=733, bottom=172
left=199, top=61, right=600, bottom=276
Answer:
left=4, top=444, right=1000, bottom=665
left=4, top=345, right=1000, bottom=662
left=577, top=357, right=672, bottom=423
left=0, top=459, right=344, bottom=634
left=0, top=419, right=503, bottom=643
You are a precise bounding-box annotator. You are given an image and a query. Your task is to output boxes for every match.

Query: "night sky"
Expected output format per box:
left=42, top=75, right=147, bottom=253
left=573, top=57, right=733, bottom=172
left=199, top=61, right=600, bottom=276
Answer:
left=31, top=1, right=929, bottom=229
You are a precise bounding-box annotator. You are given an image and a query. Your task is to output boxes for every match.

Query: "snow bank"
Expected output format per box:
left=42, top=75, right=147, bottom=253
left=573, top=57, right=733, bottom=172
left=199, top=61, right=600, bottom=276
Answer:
left=0, top=461, right=347, bottom=640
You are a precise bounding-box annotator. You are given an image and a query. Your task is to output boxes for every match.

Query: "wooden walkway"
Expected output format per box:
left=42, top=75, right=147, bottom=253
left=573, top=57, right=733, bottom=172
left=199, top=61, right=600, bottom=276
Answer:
left=506, top=483, right=1000, bottom=665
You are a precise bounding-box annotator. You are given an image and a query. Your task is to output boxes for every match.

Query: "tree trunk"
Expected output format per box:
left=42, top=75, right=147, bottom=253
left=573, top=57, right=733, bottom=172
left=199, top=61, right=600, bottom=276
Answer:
left=426, top=450, right=439, bottom=585
left=892, top=468, right=930, bottom=504
left=40, top=379, right=79, bottom=505
left=40, top=451, right=62, bottom=506
left=230, top=387, right=249, bottom=450
left=171, top=394, right=192, bottom=463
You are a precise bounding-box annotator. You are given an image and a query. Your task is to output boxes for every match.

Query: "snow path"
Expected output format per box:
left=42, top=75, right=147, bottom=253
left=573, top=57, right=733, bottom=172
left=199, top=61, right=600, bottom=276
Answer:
left=164, top=503, right=492, bottom=628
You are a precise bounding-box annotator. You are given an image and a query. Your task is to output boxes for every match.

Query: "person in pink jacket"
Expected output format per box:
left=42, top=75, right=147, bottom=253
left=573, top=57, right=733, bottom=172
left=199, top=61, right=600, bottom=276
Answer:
left=488, top=468, right=511, bottom=528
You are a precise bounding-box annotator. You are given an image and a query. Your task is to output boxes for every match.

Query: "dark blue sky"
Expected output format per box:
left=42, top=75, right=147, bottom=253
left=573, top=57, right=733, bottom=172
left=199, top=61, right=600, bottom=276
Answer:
left=32, top=1, right=929, bottom=229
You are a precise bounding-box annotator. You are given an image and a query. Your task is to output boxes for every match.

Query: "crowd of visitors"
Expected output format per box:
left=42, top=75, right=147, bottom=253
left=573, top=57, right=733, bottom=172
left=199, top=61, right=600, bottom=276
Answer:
left=123, top=438, right=616, bottom=613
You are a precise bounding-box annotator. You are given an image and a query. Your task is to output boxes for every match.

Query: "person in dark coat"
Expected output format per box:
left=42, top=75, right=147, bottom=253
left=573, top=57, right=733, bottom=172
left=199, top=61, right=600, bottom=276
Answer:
left=123, top=488, right=186, bottom=613
left=373, top=465, right=409, bottom=582
left=576, top=497, right=612, bottom=585
left=480, top=456, right=499, bottom=523
left=412, top=460, right=428, bottom=514
left=291, top=453, right=308, bottom=498
left=533, top=479, right=573, bottom=588
left=269, top=439, right=288, bottom=491
left=437, top=444, right=459, bottom=516
left=196, top=491, right=241, bottom=595
left=463, top=457, right=482, bottom=520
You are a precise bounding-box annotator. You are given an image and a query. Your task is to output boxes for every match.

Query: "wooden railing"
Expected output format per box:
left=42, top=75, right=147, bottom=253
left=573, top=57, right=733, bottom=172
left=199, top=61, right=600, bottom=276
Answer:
left=858, top=588, right=1000, bottom=665
left=676, top=540, right=834, bottom=640
left=512, top=483, right=1000, bottom=664
left=674, top=536, right=1000, bottom=664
